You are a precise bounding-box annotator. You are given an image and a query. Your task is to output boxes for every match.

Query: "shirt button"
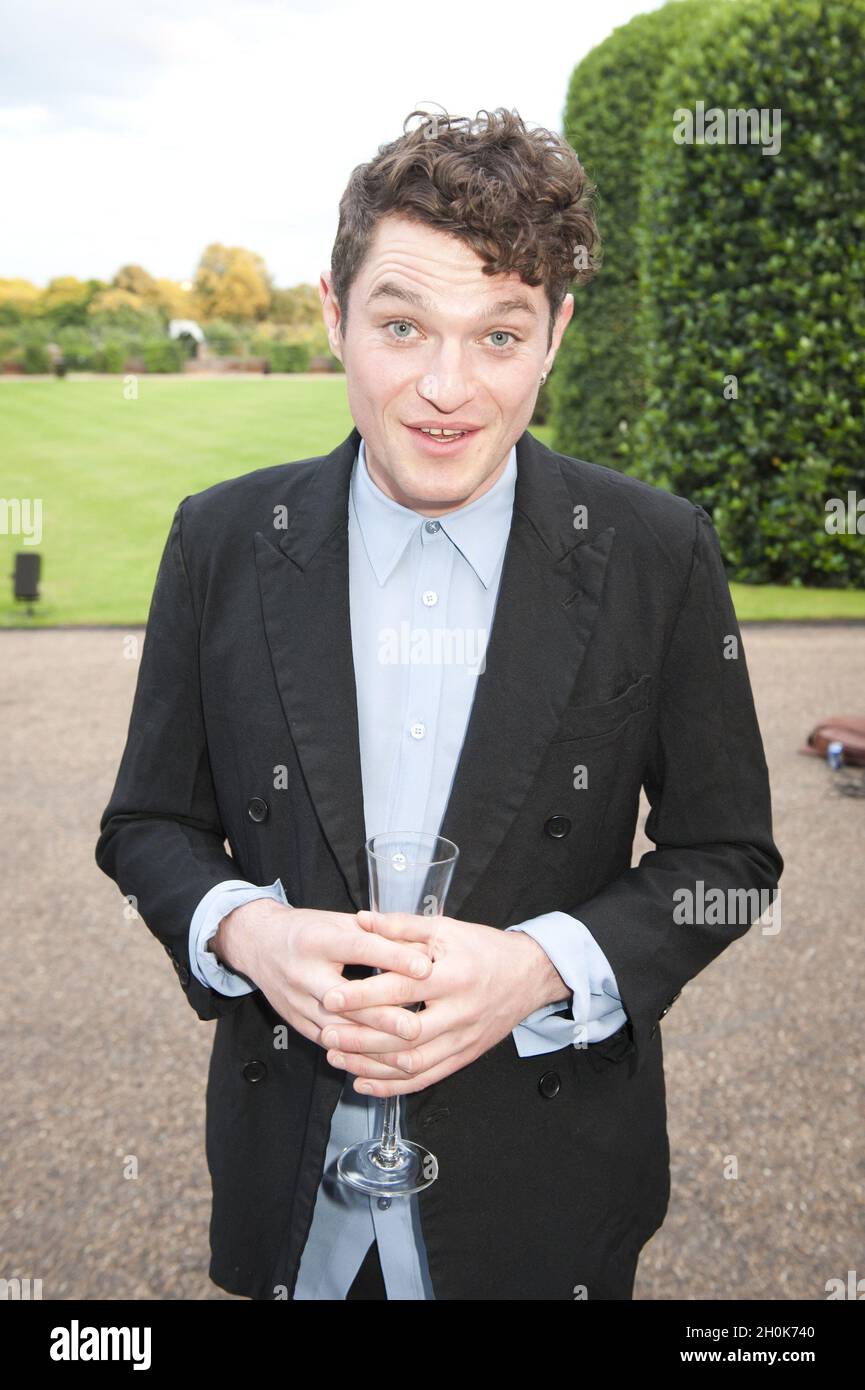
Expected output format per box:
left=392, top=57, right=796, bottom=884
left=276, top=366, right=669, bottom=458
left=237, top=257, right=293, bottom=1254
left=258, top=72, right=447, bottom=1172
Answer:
left=424, top=520, right=440, bottom=533
left=422, top=590, right=438, bottom=606
left=410, top=721, right=426, bottom=739
left=377, top=1197, right=391, bottom=1211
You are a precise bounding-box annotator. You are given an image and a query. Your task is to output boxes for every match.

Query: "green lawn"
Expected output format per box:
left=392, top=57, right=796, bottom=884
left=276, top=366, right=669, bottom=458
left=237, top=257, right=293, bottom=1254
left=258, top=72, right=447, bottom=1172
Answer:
left=1, top=376, right=862, bottom=626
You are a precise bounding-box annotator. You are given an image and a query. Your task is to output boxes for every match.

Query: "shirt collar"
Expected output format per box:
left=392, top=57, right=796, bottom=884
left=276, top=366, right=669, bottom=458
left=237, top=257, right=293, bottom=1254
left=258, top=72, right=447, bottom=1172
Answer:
left=350, top=434, right=517, bottom=588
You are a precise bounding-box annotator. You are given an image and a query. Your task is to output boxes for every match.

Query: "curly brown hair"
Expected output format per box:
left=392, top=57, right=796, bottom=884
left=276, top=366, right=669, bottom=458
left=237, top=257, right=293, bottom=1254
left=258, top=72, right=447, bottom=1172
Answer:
left=330, top=106, right=601, bottom=350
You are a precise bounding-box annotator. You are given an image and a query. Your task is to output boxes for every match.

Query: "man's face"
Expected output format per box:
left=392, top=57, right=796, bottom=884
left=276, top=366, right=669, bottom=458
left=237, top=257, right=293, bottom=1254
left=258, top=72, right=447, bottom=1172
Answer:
left=320, top=213, right=573, bottom=516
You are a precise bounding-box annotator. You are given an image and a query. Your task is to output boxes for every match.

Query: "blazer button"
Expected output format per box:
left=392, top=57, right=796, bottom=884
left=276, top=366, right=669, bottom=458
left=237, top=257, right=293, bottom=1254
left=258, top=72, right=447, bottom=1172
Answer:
left=544, top=815, right=571, bottom=839
left=242, top=1060, right=267, bottom=1083
left=538, top=1070, right=561, bottom=1099
left=247, top=797, right=269, bottom=823
left=649, top=1022, right=658, bottom=1039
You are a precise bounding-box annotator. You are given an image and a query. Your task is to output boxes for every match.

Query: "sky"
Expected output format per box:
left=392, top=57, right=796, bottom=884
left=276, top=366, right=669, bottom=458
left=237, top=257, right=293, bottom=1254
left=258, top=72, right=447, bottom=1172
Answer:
left=0, top=0, right=666, bottom=289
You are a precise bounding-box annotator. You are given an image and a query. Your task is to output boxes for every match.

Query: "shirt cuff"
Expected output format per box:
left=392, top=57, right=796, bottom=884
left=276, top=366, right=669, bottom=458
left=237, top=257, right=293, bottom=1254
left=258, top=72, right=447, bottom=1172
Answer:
left=505, top=912, right=626, bottom=1057
left=188, top=877, right=290, bottom=996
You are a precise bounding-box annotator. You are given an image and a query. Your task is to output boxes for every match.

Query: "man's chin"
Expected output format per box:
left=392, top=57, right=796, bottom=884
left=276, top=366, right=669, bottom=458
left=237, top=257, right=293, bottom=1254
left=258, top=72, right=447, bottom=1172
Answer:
left=388, top=466, right=487, bottom=511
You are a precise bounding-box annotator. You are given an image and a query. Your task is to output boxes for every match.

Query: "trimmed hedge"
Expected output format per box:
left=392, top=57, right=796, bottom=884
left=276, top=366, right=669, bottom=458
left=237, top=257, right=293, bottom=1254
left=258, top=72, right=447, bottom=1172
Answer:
left=92, top=341, right=128, bottom=373
left=142, top=339, right=187, bottom=373
left=22, top=343, right=53, bottom=374
left=263, top=342, right=312, bottom=373
left=552, top=0, right=717, bottom=469
left=630, top=0, right=865, bottom=584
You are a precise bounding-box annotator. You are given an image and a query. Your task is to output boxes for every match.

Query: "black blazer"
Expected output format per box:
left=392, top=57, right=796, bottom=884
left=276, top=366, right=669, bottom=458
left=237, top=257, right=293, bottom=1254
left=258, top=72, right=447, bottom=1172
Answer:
left=95, top=425, right=782, bottom=1300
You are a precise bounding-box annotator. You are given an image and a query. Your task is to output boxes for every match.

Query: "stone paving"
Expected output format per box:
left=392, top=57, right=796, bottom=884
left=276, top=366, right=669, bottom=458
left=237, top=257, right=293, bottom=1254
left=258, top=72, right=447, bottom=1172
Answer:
left=2, top=623, right=863, bottom=1299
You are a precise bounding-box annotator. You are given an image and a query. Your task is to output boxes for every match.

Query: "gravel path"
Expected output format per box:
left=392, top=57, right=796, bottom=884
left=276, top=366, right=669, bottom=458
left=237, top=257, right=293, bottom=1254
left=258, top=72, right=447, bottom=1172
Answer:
left=2, top=624, right=863, bottom=1300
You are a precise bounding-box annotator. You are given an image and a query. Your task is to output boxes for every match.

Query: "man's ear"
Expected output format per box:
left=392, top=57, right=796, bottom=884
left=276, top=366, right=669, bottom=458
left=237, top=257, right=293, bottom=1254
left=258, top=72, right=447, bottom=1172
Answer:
left=555, top=292, right=575, bottom=342
left=543, top=292, right=575, bottom=375
left=319, top=270, right=344, bottom=362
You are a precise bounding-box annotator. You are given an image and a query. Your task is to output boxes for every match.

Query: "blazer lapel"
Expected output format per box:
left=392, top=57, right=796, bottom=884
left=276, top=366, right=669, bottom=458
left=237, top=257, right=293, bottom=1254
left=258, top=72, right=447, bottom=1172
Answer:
left=254, top=426, right=615, bottom=918
left=255, top=430, right=368, bottom=908
left=437, top=433, right=615, bottom=918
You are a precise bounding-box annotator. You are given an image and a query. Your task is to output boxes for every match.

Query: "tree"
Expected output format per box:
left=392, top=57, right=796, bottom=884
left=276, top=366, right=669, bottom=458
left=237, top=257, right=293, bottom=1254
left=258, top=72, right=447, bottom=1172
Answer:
left=0, top=278, right=42, bottom=315
left=41, top=276, right=103, bottom=326
left=87, top=287, right=152, bottom=317
left=270, top=283, right=321, bottom=327
left=153, top=278, right=197, bottom=319
left=113, top=264, right=160, bottom=302
left=193, top=243, right=272, bottom=322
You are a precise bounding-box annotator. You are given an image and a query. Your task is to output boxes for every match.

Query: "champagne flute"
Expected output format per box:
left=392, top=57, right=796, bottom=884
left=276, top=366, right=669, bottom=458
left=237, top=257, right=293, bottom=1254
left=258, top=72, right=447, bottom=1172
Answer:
left=337, top=830, right=458, bottom=1196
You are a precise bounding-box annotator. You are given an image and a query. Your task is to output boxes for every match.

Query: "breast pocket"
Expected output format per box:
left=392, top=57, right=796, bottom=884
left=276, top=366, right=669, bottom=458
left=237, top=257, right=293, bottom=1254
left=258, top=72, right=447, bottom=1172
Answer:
left=551, top=672, right=653, bottom=744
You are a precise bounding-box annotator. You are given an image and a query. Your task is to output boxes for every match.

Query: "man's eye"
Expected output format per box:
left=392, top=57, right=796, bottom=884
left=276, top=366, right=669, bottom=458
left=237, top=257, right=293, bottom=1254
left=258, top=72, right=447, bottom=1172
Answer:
left=386, top=320, right=417, bottom=340
left=487, top=330, right=517, bottom=350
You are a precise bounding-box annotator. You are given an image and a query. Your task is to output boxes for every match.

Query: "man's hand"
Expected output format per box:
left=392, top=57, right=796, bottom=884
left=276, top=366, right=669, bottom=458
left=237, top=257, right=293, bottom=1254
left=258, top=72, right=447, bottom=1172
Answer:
left=210, top=900, right=433, bottom=1052
left=319, top=910, right=570, bottom=1097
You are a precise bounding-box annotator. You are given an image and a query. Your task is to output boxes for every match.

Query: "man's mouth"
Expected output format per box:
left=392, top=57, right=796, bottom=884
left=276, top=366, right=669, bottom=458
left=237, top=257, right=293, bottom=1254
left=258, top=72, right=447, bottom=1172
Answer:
left=404, top=424, right=481, bottom=451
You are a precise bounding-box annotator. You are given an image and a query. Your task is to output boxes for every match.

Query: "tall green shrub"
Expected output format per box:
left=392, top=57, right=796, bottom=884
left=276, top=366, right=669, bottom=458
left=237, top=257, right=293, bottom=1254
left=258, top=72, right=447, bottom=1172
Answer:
left=552, top=0, right=719, bottom=468
left=255, top=341, right=311, bottom=372
left=22, top=343, right=52, bottom=374
left=142, top=339, right=186, bottom=372
left=631, top=0, right=865, bottom=585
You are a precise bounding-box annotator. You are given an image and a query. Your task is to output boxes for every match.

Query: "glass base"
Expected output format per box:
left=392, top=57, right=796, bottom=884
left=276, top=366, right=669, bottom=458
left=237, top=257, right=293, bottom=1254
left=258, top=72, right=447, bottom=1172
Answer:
left=337, top=1138, right=438, bottom=1196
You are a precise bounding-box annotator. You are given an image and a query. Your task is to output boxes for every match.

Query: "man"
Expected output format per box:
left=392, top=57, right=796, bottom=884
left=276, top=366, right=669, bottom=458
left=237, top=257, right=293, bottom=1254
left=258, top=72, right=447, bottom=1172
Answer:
left=95, top=108, right=782, bottom=1301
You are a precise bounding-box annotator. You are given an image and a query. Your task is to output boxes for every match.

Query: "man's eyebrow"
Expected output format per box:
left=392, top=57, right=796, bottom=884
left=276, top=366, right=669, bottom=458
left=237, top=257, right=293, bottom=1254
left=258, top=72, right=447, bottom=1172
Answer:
left=366, top=281, right=537, bottom=321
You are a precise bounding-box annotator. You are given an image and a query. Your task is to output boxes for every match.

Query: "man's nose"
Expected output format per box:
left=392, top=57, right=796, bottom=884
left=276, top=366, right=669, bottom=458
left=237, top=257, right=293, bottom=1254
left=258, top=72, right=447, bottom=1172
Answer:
left=417, top=363, right=473, bottom=409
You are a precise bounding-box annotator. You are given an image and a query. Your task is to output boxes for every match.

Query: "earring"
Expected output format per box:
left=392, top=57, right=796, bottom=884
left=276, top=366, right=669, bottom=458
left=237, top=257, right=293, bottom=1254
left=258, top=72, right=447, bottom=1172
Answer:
left=540, top=372, right=548, bottom=385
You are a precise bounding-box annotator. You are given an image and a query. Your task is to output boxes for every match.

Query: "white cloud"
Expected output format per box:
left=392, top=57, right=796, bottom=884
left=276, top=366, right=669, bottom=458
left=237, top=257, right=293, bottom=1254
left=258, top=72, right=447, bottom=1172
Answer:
left=0, top=0, right=666, bottom=286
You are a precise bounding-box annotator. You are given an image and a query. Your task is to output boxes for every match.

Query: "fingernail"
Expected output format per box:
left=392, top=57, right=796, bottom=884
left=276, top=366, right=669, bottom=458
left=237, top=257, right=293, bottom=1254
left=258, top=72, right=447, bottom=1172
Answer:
left=330, top=1052, right=345, bottom=1068
left=398, top=1018, right=416, bottom=1039
left=329, top=990, right=345, bottom=1009
left=322, top=1028, right=339, bottom=1046
left=357, top=1082, right=373, bottom=1094
left=411, top=956, right=429, bottom=977
left=397, top=1055, right=413, bottom=1072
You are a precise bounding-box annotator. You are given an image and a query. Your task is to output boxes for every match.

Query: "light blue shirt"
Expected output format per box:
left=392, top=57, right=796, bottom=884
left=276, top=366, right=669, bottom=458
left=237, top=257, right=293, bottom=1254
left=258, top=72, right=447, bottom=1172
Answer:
left=189, top=435, right=625, bottom=1298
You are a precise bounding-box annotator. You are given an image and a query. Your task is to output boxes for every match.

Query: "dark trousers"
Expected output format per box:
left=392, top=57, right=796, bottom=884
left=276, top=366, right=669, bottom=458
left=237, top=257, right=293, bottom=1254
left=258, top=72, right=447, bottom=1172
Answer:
left=346, top=1238, right=387, bottom=1300
left=285, top=1235, right=639, bottom=1300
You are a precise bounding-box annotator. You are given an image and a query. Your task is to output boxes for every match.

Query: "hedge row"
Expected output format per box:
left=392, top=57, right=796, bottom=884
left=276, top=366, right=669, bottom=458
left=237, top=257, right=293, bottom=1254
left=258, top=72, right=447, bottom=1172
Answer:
left=552, top=0, right=865, bottom=586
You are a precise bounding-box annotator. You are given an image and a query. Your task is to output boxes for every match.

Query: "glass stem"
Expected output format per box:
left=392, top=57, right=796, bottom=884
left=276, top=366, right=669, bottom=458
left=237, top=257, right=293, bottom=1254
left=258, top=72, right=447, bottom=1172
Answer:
left=377, top=1095, right=400, bottom=1166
